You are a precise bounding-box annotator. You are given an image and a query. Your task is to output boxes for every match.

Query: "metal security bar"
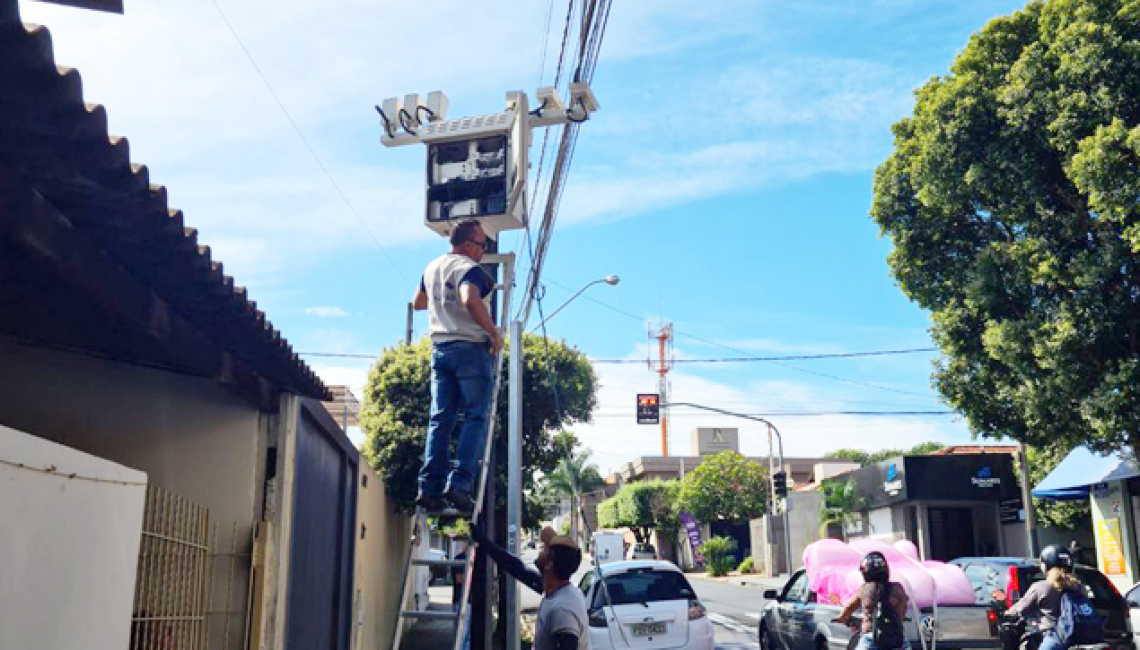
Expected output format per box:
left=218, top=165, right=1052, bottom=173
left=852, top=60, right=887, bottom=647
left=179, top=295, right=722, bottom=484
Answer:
left=131, top=485, right=212, bottom=650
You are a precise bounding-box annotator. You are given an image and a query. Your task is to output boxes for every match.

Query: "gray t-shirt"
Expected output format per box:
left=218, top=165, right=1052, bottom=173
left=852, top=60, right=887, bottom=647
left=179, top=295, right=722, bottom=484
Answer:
left=536, top=583, right=589, bottom=650
left=1007, top=581, right=1067, bottom=630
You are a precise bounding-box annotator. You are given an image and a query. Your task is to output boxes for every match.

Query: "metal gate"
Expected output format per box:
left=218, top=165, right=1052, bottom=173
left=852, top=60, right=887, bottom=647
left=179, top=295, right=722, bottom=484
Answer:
left=284, top=398, right=359, bottom=650
left=131, top=485, right=212, bottom=650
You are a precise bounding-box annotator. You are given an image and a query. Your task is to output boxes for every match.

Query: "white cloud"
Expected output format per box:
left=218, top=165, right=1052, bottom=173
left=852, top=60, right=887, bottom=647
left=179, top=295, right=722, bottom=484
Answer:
left=304, top=307, right=351, bottom=318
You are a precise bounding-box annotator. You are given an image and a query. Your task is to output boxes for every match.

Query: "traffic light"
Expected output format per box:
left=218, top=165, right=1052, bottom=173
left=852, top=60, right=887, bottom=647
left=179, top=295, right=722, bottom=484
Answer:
left=636, top=394, right=660, bottom=424
left=773, top=472, right=788, bottom=498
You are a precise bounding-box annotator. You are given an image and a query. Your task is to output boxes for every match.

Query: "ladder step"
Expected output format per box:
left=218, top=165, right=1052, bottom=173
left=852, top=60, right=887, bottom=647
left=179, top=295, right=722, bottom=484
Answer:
left=400, top=610, right=459, bottom=621
left=412, top=558, right=466, bottom=568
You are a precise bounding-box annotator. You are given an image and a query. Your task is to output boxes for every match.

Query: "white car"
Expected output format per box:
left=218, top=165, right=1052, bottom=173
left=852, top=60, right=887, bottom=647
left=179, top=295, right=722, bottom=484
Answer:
left=626, top=543, right=657, bottom=561
left=1123, top=581, right=1140, bottom=649
left=578, top=560, right=714, bottom=650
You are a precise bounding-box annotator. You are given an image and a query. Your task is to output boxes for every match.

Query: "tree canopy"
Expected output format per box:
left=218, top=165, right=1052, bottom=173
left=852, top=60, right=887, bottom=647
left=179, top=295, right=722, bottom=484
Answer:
left=597, top=479, right=680, bottom=543
left=872, top=0, right=1140, bottom=458
left=674, top=451, right=768, bottom=523
left=360, top=335, right=598, bottom=516
left=1023, top=441, right=1092, bottom=530
left=825, top=441, right=946, bottom=465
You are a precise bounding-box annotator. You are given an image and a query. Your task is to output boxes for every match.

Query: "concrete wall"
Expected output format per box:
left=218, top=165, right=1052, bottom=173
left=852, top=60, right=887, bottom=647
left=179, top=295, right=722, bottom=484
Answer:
left=1091, top=480, right=1139, bottom=593
left=0, top=423, right=147, bottom=650
left=351, top=462, right=413, bottom=650
left=0, top=339, right=268, bottom=650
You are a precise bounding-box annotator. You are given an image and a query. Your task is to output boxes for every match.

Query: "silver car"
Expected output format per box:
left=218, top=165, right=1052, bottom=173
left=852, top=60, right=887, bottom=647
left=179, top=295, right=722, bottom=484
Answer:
left=758, top=569, right=1002, bottom=650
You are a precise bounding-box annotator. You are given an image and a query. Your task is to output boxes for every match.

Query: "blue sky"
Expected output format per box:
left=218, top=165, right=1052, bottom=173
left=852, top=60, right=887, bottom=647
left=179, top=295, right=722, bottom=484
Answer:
left=22, top=0, right=1029, bottom=475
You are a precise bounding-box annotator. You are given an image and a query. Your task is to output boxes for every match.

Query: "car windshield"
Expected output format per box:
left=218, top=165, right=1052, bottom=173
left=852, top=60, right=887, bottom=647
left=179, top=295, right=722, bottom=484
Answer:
left=596, top=569, right=696, bottom=606
left=1020, top=566, right=1122, bottom=607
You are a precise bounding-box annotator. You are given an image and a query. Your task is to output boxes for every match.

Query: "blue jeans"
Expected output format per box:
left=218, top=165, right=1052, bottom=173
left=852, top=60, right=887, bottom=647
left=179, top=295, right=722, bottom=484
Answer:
left=418, top=340, right=494, bottom=497
left=1038, top=630, right=1064, bottom=650
left=855, top=634, right=911, bottom=650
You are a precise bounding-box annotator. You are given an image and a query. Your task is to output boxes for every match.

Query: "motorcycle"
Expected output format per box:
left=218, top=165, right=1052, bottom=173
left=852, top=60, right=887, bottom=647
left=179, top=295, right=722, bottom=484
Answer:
left=991, top=597, right=1110, bottom=650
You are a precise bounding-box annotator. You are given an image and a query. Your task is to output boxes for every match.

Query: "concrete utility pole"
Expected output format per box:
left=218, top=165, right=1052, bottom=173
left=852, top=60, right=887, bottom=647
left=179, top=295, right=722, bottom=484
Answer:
left=506, top=321, right=523, bottom=650
left=1018, top=442, right=1040, bottom=557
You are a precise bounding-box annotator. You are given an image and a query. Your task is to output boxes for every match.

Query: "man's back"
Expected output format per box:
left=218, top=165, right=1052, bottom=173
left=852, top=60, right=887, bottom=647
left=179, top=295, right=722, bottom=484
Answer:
left=536, top=583, right=589, bottom=650
left=422, top=253, right=491, bottom=343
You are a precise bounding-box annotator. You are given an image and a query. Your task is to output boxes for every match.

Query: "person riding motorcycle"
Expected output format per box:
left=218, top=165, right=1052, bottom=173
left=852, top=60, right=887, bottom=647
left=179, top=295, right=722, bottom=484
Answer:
left=1004, top=545, right=1091, bottom=650
left=837, top=552, right=911, bottom=650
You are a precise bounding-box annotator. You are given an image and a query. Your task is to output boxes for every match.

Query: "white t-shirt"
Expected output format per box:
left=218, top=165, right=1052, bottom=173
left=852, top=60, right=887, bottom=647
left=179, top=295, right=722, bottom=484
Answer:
left=536, top=583, right=590, bottom=650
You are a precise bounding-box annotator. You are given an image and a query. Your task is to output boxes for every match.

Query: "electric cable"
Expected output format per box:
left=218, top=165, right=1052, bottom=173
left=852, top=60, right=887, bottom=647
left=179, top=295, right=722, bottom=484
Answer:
left=206, top=0, right=412, bottom=285
left=398, top=108, right=418, bottom=136
left=374, top=105, right=396, bottom=139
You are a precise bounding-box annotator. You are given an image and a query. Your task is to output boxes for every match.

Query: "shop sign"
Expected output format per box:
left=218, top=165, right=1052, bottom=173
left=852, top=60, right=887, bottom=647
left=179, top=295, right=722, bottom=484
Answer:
left=1096, top=518, right=1127, bottom=577
left=883, top=463, right=904, bottom=496
left=971, top=466, right=1001, bottom=488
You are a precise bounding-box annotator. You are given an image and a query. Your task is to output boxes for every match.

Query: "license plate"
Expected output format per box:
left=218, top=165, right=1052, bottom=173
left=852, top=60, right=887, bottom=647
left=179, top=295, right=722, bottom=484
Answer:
left=632, top=622, right=667, bottom=637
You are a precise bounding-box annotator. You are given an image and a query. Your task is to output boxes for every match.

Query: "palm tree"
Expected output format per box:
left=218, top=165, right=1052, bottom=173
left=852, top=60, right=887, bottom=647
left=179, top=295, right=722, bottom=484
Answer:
left=818, top=479, right=866, bottom=539
left=543, top=442, right=604, bottom=546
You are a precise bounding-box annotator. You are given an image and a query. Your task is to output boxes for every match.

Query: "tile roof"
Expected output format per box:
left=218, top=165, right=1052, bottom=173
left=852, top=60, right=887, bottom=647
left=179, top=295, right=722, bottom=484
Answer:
left=0, top=18, right=328, bottom=400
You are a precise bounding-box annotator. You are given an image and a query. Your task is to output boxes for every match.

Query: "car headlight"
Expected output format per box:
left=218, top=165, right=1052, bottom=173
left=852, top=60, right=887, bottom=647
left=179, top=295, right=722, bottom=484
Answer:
left=689, top=599, right=707, bottom=620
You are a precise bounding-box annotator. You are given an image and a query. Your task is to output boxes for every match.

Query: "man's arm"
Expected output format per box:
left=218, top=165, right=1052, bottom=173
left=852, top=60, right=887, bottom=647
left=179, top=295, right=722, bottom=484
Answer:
left=412, top=279, right=428, bottom=310
left=459, top=283, right=503, bottom=353
left=473, top=526, right=543, bottom=594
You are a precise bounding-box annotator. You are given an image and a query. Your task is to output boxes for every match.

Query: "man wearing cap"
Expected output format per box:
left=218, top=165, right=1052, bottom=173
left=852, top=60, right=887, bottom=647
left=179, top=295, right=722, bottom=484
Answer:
left=474, top=525, right=589, bottom=650
left=413, top=220, right=504, bottom=513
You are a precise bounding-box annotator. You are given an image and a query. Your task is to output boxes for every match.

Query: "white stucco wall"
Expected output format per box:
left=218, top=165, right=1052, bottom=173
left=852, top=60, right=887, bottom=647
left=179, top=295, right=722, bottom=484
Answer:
left=0, top=339, right=268, bottom=650
left=0, top=423, right=147, bottom=650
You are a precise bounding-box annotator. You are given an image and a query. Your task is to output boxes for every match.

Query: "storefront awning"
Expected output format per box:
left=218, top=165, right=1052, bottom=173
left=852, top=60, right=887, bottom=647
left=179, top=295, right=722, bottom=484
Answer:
left=1032, top=447, right=1139, bottom=501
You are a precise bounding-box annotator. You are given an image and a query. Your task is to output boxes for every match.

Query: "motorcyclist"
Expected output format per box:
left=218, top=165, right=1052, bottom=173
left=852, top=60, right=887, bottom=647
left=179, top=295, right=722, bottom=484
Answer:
left=837, top=551, right=911, bottom=650
left=1004, top=545, right=1089, bottom=650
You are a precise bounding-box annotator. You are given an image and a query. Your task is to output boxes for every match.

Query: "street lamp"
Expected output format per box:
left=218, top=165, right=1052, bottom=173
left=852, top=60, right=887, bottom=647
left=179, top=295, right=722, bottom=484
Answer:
left=531, top=275, right=619, bottom=331
left=664, top=401, right=794, bottom=578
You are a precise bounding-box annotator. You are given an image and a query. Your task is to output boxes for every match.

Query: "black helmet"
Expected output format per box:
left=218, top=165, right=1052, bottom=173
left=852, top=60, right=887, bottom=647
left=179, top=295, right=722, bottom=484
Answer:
left=860, top=551, right=889, bottom=582
left=1040, top=544, right=1073, bottom=570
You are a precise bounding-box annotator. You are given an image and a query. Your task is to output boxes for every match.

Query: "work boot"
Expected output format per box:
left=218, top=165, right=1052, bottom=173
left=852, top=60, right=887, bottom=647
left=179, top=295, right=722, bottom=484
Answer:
left=443, top=487, right=474, bottom=513
left=415, top=493, right=445, bottom=512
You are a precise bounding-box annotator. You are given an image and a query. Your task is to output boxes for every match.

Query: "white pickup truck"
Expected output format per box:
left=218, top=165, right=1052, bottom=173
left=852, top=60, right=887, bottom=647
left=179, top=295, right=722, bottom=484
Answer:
left=758, top=569, right=1002, bottom=650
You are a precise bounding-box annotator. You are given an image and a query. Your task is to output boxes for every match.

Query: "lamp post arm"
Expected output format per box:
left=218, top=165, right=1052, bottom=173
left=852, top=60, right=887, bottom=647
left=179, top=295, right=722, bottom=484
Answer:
left=531, top=279, right=605, bottom=332
left=663, top=401, right=794, bottom=576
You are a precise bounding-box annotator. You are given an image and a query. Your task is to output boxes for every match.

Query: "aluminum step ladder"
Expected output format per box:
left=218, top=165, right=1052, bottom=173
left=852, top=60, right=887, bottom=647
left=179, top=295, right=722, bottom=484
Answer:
left=391, top=252, right=514, bottom=650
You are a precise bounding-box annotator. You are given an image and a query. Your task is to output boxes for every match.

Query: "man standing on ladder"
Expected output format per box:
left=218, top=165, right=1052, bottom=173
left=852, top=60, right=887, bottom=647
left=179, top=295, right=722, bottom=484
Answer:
left=413, top=220, right=504, bottom=513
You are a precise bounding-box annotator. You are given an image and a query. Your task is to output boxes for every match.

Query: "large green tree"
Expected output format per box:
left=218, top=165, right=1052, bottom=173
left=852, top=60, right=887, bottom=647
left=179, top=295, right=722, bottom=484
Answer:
left=597, top=479, right=680, bottom=543
left=1023, top=442, right=1092, bottom=530
left=872, top=0, right=1140, bottom=458
left=360, top=334, right=598, bottom=516
left=674, top=451, right=768, bottom=523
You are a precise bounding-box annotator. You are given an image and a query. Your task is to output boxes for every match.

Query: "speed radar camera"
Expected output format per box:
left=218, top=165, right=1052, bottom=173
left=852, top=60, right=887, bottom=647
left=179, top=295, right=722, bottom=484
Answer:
left=377, top=86, right=598, bottom=240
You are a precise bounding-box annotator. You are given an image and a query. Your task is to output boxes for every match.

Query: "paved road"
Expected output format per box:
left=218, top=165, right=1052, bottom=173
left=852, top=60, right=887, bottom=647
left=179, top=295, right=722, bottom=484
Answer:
left=429, top=551, right=773, bottom=649
left=688, top=578, right=768, bottom=649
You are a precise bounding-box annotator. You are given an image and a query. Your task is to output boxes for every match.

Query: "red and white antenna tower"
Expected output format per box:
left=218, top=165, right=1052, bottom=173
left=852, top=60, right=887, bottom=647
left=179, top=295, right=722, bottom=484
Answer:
left=647, top=322, right=674, bottom=456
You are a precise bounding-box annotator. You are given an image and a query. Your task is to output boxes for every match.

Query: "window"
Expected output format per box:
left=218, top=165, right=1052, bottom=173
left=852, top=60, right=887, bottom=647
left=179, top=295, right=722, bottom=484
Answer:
left=595, top=569, right=696, bottom=606
left=1125, top=584, right=1140, bottom=608
left=579, top=571, right=595, bottom=597
left=784, top=572, right=811, bottom=603
left=1076, top=568, right=1124, bottom=608
left=962, top=564, right=1006, bottom=605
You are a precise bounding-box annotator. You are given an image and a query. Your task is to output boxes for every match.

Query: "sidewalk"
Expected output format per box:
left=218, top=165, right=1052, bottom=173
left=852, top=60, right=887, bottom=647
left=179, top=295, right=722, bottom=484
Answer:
left=685, top=570, right=789, bottom=591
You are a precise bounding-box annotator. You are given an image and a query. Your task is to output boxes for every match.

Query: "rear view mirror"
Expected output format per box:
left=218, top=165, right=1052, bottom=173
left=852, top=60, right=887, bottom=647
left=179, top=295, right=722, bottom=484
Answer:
left=764, top=589, right=780, bottom=600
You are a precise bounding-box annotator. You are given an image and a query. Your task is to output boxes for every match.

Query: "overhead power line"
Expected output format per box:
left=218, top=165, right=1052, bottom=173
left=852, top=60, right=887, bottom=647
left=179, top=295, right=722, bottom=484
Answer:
left=589, top=348, right=937, bottom=364
left=296, top=346, right=937, bottom=362
left=207, top=0, right=412, bottom=286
